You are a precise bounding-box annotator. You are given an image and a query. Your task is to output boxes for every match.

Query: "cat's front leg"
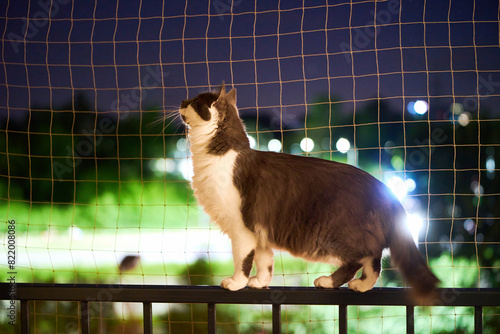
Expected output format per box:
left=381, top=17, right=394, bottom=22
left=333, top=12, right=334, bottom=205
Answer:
left=221, top=228, right=257, bottom=291
left=248, top=247, right=274, bottom=288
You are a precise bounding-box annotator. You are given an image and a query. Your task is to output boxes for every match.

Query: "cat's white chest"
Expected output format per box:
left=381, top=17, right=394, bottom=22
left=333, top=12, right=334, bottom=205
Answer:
left=191, top=149, right=242, bottom=232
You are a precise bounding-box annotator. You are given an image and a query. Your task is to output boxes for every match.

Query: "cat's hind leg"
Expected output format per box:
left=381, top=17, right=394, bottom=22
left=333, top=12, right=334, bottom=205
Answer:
left=314, top=262, right=362, bottom=288
left=347, top=257, right=381, bottom=292
left=248, top=247, right=274, bottom=288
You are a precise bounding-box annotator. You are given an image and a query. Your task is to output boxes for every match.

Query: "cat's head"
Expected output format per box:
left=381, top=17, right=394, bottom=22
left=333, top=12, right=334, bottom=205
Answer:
left=179, top=83, right=238, bottom=128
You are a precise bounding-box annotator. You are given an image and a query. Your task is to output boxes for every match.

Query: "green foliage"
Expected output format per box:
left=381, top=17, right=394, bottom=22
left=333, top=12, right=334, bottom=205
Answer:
left=1, top=175, right=196, bottom=233
left=2, top=94, right=499, bottom=333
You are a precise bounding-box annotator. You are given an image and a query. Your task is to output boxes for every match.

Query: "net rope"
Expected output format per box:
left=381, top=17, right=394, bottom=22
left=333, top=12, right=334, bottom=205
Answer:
left=1, top=0, right=499, bottom=332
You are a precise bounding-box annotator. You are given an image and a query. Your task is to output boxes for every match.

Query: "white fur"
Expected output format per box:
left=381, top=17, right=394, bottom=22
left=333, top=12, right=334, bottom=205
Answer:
left=348, top=257, right=379, bottom=292
left=185, top=104, right=244, bottom=234
left=182, top=103, right=258, bottom=290
left=314, top=276, right=335, bottom=288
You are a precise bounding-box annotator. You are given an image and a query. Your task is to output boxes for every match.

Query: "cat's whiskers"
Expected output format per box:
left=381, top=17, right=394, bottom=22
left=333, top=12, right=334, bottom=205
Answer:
left=161, top=113, right=183, bottom=135
left=145, top=109, right=180, bottom=130
left=171, top=120, right=186, bottom=138
left=154, top=119, right=185, bottom=146
left=142, top=108, right=185, bottom=147
left=145, top=117, right=165, bottom=131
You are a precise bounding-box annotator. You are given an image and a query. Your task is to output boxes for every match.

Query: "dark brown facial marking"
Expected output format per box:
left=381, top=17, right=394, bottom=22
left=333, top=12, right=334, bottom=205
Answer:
left=268, top=265, right=273, bottom=274
left=181, top=92, right=217, bottom=122
left=180, top=99, right=193, bottom=109
left=242, top=250, right=255, bottom=278
left=372, top=258, right=381, bottom=274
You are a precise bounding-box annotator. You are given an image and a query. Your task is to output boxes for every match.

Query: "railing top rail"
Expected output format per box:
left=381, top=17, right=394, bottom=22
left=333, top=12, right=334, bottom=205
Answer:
left=1, top=283, right=498, bottom=307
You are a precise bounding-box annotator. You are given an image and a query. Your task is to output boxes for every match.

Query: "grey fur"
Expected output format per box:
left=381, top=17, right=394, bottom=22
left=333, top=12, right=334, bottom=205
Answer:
left=180, top=84, right=439, bottom=303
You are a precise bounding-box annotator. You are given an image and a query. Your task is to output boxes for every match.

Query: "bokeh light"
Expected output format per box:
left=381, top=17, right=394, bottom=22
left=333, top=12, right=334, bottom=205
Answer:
left=268, top=139, right=282, bottom=152
left=414, top=100, right=428, bottom=115
left=300, top=138, right=314, bottom=152
left=408, top=100, right=428, bottom=115
left=387, top=176, right=408, bottom=201
left=178, top=158, right=194, bottom=181
left=458, top=112, right=470, bottom=126
left=152, top=158, right=176, bottom=173
left=406, top=214, right=423, bottom=244
left=405, top=178, right=417, bottom=192
left=336, top=138, right=350, bottom=153
left=486, top=157, right=495, bottom=172
left=248, top=135, right=256, bottom=149
left=176, top=138, right=188, bottom=151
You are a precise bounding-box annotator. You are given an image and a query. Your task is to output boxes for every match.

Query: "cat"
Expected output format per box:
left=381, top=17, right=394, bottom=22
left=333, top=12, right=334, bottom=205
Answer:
left=179, top=83, right=440, bottom=304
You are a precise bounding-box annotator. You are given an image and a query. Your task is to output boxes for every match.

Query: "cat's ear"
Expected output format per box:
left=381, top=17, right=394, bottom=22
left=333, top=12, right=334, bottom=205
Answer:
left=226, top=88, right=236, bottom=106
left=218, top=82, right=226, bottom=100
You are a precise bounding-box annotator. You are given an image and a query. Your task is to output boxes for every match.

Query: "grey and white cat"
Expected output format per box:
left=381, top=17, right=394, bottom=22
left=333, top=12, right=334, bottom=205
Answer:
left=179, top=84, right=439, bottom=303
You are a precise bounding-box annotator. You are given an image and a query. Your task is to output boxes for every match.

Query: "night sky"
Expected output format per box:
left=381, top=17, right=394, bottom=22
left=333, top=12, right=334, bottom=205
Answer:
left=1, top=0, right=499, bottom=124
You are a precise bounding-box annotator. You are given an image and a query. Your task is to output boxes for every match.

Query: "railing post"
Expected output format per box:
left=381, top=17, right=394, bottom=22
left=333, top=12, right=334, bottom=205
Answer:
left=339, top=304, right=347, bottom=334
left=474, top=306, right=482, bottom=334
left=80, top=301, right=90, bottom=334
left=208, top=303, right=216, bottom=334
left=406, top=306, right=414, bottom=334
left=272, top=304, right=281, bottom=334
left=21, top=300, right=29, bottom=334
left=143, top=302, right=152, bottom=334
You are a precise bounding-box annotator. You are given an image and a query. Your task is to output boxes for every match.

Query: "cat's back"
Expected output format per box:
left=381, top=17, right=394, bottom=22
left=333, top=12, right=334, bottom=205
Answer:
left=237, top=149, right=376, bottom=185
left=235, top=149, right=399, bottom=211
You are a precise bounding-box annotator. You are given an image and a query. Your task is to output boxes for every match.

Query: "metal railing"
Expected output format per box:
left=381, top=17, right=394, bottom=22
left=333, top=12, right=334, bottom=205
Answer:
left=0, top=283, right=498, bottom=333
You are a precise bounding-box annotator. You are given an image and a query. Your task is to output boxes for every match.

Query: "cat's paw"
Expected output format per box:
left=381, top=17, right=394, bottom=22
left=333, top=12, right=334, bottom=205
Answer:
left=347, top=279, right=370, bottom=292
left=220, top=277, right=247, bottom=291
left=314, top=276, right=334, bottom=288
left=247, top=276, right=269, bottom=288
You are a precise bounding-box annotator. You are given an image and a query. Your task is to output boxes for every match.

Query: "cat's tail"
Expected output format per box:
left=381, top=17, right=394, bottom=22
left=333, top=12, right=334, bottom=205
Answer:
left=389, top=207, right=440, bottom=305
